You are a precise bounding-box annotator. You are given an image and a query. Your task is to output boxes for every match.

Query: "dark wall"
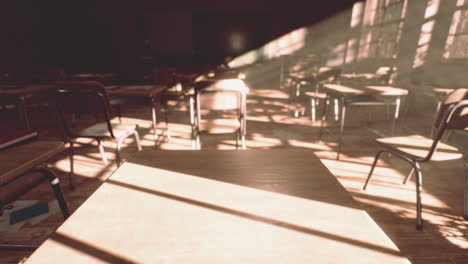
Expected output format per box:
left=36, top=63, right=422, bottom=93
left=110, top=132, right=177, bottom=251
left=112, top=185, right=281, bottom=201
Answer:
left=0, top=0, right=142, bottom=77
left=0, top=0, right=357, bottom=76
left=192, top=13, right=270, bottom=64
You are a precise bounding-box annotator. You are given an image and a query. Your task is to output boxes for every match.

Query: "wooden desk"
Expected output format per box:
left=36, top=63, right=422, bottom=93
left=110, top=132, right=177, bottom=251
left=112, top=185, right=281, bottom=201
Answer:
left=105, top=84, right=170, bottom=143
left=323, top=84, right=408, bottom=98
left=0, top=140, right=69, bottom=250
left=25, top=149, right=409, bottom=263
left=0, top=141, right=64, bottom=185
left=321, top=84, right=408, bottom=159
left=69, top=73, right=117, bottom=85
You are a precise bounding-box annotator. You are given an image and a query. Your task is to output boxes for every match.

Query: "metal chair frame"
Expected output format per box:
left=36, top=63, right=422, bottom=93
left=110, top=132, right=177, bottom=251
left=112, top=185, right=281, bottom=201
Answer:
left=0, top=165, right=70, bottom=251
left=189, top=83, right=247, bottom=150
left=55, top=82, right=142, bottom=188
left=363, top=99, right=468, bottom=230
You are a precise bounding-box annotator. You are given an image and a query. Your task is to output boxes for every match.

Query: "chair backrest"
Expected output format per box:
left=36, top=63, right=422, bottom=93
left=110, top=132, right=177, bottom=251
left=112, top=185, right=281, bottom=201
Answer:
left=424, top=88, right=468, bottom=161
left=195, top=79, right=248, bottom=134
left=375, top=66, right=394, bottom=84
left=195, top=79, right=247, bottom=109
left=54, top=81, right=115, bottom=138
left=316, top=67, right=342, bottom=83
left=434, top=88, right=468, bottom=130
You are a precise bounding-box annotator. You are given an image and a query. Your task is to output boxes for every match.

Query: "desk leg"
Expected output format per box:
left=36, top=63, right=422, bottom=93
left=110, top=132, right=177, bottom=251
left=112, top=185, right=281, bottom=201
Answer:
left=196, top=93, right=202, bottom=150
left=311, top=97, right=316, bottom=122
left=334, top=98, right=339, bottom=121
left=319, top=95, right=330, bottom=139
left=97, top=139, right=108, bottom=164
left=337, top=97, right=346, bottom=160
left=18, top=96, right=31, bottom=130
left=68, top=140, right=75, bottom=189
left=392, top=97, right=401, bottom=136
left=151, top=96, right=158, bottom=145
left=161, top=90, right=171, bottom=142
left=189, top=95, right=197, bottom=150
left=464, top=159, right=468, bottom=220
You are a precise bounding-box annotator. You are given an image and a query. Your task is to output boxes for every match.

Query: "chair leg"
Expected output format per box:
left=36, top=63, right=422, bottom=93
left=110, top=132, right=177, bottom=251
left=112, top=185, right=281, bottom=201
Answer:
left=463, top=159, right=468, bottom=220
left=134, top=131, right=142, bottom=151
left=363, top=150, right=386, bottom=190
left=319, top=96, right=329, bottom=140
left=97, top=139, right=108, bottom=165
left=68, top=140, right=75, bottom=190
left=413, top=162, right=423, bottom=230
left=116, top=138, right=125, bottom=166
left=430, top=100, right=443, bottom=138
left=337, top=98, right=346, bottom=160
left=403, top=167, right=414, bottom=184
left=35, top=166, right=70, bottom=219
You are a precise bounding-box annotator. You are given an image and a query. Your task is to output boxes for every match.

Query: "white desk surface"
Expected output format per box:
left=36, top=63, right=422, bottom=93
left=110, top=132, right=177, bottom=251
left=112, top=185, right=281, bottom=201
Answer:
left=25, top=149, right=409, bottom=264
left=323, top=84, right=407, bottom=97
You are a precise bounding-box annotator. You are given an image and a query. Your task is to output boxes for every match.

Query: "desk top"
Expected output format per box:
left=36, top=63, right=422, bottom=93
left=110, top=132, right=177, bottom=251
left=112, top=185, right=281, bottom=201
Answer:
left=0, top=141, right=64, bottom=185
left=431, top=88, right=456, bottom=101
left=340, top=73, right=382, bottom=80
left=411, top=87, right=456, bottom=101
left=25, top=149, right=409, bottom=264
left=323, top=84, right=407, bottom=97
left=0, top=84, right=57, bottom=96
left=105, top=84, right=167, bottom=97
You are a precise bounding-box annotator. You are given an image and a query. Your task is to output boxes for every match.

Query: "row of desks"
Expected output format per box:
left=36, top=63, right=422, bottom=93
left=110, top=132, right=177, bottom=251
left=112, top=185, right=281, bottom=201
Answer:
left=1, top=80, right=422, bottom=262
left=0, top=84, right=170, bottom=141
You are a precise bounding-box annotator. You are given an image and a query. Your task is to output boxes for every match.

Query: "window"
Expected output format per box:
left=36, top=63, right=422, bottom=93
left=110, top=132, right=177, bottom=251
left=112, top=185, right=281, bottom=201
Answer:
left=358, top=0, right=407, bottom=59
left=413, top=0, right=439, bottom=68
left=443, top=0, right=468, bottom=59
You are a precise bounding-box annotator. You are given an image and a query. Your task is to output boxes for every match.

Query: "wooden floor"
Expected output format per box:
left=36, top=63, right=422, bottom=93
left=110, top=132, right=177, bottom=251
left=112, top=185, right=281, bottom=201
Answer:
left=1, top=79, right=467, bottom=263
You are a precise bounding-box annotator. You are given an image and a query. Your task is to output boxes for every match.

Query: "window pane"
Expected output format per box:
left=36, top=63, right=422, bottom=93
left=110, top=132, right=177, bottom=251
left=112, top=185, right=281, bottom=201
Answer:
left=449, top=35, right=468, bottom=58
left=458, top=9, right=468, bottom=33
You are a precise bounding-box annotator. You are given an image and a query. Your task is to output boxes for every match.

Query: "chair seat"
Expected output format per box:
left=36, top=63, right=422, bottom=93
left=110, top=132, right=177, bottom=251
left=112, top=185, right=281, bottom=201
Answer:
left=199, top=119, right=241, bottom=134
left=377, top=135, right=462, bottom=161
left=305, top=91, right=327, bottom=99
left=78, top=123, right=137, bottom=139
